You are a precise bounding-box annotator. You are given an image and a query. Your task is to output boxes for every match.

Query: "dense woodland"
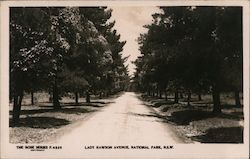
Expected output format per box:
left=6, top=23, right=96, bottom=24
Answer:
left=10, top=7, right=130, bottom=124
left=133, top=7, right=243, bottom=113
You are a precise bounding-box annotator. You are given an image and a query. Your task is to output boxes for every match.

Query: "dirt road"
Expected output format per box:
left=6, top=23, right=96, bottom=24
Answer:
left=56, top=92, right=184, bottom=145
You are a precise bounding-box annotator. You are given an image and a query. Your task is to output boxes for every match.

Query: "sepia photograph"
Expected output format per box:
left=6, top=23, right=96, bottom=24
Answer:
left=1, top=1, right=249, bottom=158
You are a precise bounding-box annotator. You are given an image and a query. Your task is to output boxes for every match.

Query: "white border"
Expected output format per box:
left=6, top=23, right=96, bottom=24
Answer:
left=1, top=1, right=249, bottom=159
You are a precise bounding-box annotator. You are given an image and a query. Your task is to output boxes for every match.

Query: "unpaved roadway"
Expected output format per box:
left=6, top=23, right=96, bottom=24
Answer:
left=55, top=92, right=188, bottom=158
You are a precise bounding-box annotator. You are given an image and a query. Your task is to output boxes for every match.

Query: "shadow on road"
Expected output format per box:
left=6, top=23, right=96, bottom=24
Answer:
left=128, top=112, right=164, bottom=119
left=127, top=112, right=171, bottom=124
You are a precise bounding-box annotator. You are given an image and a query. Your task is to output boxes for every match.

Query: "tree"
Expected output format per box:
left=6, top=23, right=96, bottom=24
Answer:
left=10, top=7, right=62, bottom=123
left=10, top=7, right=116, bottom=123
left=60, top=69, right=89, bottom=104
left=79, top=7, right=129, bottom=97
left=134, top=6, right=243, bottom=113
left=216, top=7, right=243, bottom=106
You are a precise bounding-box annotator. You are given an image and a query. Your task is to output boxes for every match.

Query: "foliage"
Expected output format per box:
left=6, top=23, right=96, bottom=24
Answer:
left=10, top=7, right=129, bottom=123
left=134, top=6, right=242, bottom=113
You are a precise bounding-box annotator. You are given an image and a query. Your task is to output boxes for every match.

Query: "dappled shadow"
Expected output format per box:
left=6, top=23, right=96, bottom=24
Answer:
left=221, top=104, right=243, bottom=109
left=61, top=102, right=105, bottom=108
left=191, top=100, right=213, bottom=104
left=56, top=108, right=96, bottom=114
left=10, top=108, right=96, bottom=115
left=17, top=99, right=113, bottom=109
left=161, top=106, right=171, bottom=112
left=10, top=117, right=70, bottom=129
left=218, top=113, right=243, bottom=120
left=180, top=98, right=200, bottom=102
left=91, top=101, right=115, bottom=104
left=168, top=110, right=243, bottom=125
left=143, top=103, right=154, bottom=107
left=161, top=105, right=181, bottom=112
left=160, top=104, right=189, bottom=112
left=128, top=112, right=163, bottom=119
left=191, top=127, right=243, bottom=143
left=10, top=108, right=54, bottom=115
left=38, top=102, right=105, bottom=108
left=229, top=111, right=243, bottom=117
left=152, top=101, right=176, bottom=108
left=192, top=105, right=211, bottom=109
left=169, top=110, right=214, bottom=125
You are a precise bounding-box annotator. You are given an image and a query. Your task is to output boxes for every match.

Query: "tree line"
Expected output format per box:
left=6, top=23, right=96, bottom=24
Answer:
left=10, top=7, right=130, bottom=124
left=133, top=6, right=243, bottom=113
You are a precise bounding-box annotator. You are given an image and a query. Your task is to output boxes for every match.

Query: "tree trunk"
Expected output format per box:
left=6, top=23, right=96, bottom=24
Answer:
left=86, top=91, right=90, bottom=103
left=174, top=91, right=179, bottom=103
left=49, top=91, right=53, bottom=102
left=212, top=85, right=221, bottom=114
left=187, top=90, right=191, bottom=107
left=198, top=93, right=202, bottom=101
left=235, top=89, right=241, bottom=106
left=165, top=90, right=168, bottom=101
left=9, top=92, right=13, bottom=103
left=149, top=89, right=151, bottom=96
left=99, top=92, right=102, bottom=99
left=12, top=90, right=23, bottom=125
left=180, top=92, right=184, bottom=99
left=52, top=79, right=61, bottom=109
left=31, top=91, right=34, bottom=105
left=107, top=90, right=111, bottom=97
left=75, top=92, right=79, bottom=104
left=159, top=90, right=162, bottom=98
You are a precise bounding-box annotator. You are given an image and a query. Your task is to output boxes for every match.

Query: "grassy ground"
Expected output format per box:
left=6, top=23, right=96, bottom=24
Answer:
left=141, top=93, right=244, bottom=143
left=9, top=92, right=119, bottom=144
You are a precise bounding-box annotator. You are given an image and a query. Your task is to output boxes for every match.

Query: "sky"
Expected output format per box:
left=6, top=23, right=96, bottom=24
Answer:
left=109, top=7, right=161, bottom=76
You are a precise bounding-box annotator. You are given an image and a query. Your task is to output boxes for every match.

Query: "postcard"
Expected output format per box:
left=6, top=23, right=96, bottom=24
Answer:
left=1, top=0, right=249, bottom=158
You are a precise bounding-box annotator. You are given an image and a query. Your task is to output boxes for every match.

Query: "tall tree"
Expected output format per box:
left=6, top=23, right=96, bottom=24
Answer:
left=134, top=6, right=242, bottom=113
left=10, top=7, right=117, bottom=123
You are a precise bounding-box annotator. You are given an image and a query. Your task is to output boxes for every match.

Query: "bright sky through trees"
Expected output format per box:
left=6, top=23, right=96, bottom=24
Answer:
left=109, top=6, right=161, bottom=76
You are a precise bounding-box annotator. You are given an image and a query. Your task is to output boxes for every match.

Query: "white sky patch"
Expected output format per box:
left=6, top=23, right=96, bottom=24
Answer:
left=109, top=6, right=161, bottom=76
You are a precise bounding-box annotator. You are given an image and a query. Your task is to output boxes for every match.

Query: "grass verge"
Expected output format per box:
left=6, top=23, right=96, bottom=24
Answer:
left=9, top=95, right=118, bottom=144
left=141, top=94, right=244, bottom=143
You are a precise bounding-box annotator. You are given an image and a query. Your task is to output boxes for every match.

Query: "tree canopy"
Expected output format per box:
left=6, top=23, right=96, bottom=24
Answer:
left=134, top=6, right=242, bottom=113
left=10, top=7, right=129, bottom=124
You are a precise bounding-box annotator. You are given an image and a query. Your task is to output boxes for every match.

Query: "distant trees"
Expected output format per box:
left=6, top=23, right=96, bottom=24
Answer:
left=134, top=6, right=242, bottom=114
left=10, top=7, right=129, bottom=124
